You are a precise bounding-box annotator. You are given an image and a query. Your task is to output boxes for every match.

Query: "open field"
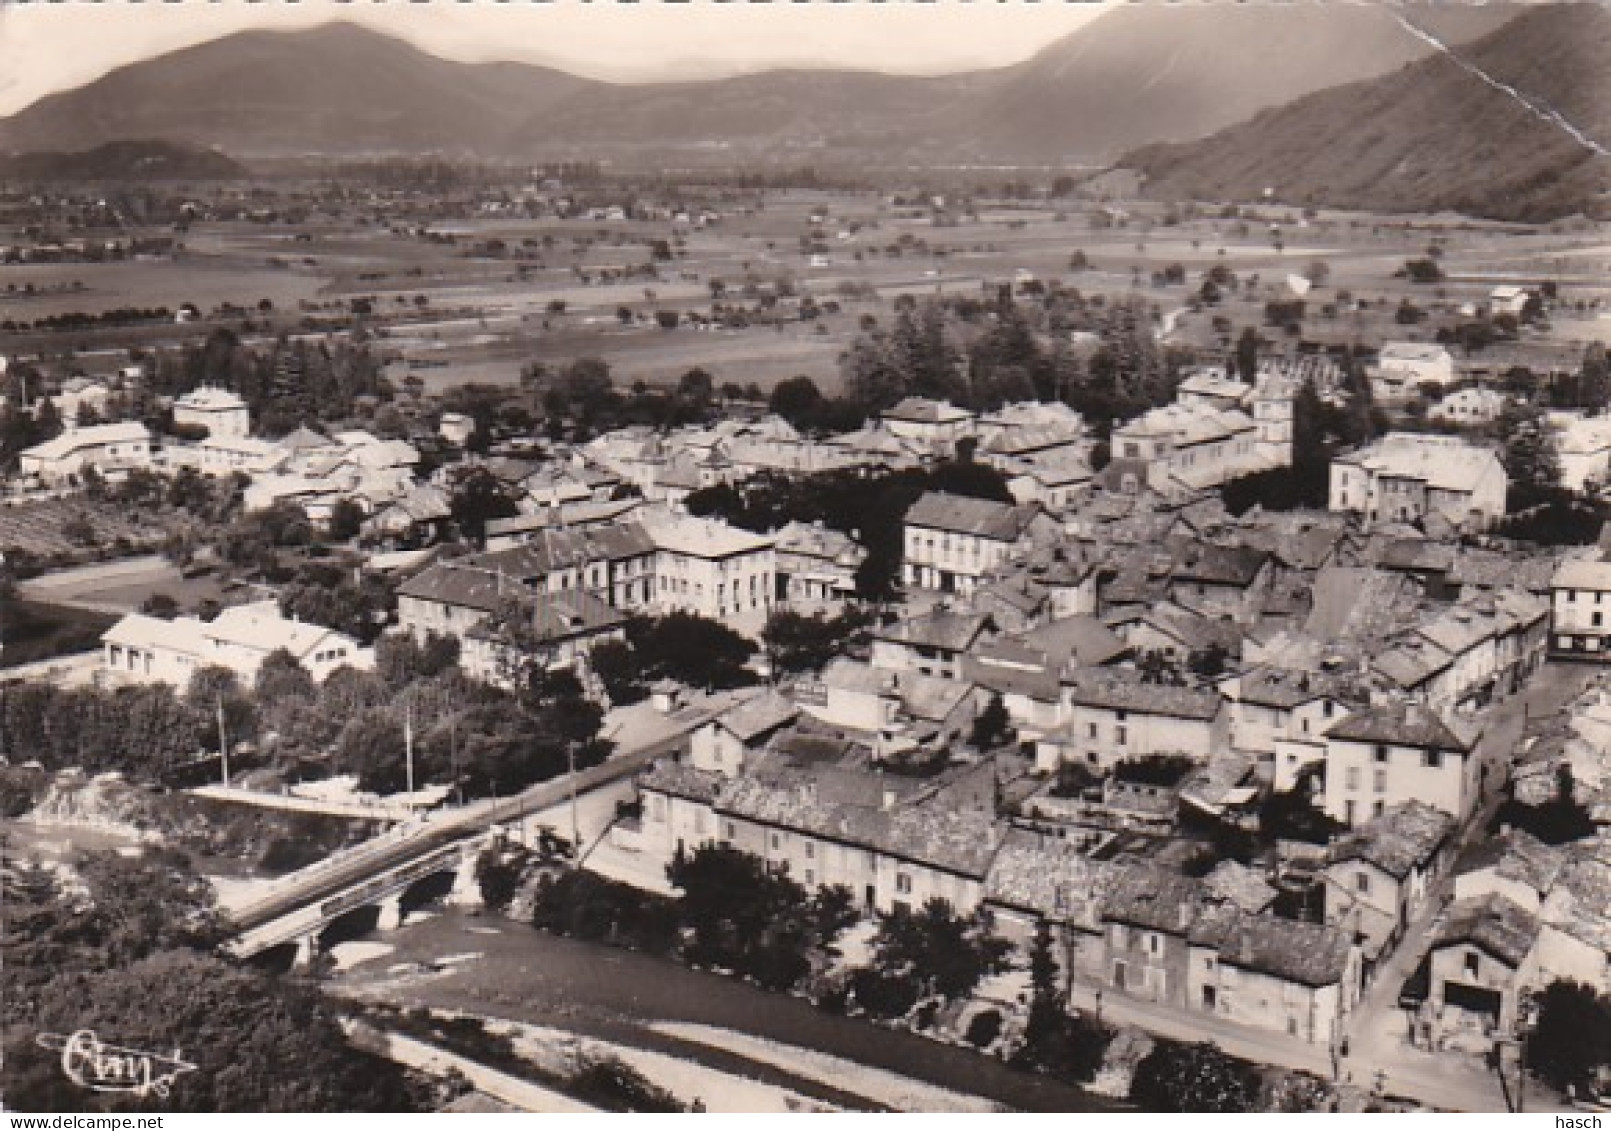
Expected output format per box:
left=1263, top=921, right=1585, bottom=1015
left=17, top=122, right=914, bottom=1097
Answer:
left=0, top=256, right=327, bottom=320
left=0, top=498, right=165, bottom=563
left=5, top=189, right=1607, bottom=406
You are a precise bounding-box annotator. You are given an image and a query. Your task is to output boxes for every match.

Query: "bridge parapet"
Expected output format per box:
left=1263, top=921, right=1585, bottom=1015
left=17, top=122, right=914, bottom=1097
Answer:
left=229, top=834, right=492, bottom=960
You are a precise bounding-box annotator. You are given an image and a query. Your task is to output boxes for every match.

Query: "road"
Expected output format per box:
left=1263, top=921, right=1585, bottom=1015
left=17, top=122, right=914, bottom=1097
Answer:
left=1341, top=662, right=1594, bottom=1112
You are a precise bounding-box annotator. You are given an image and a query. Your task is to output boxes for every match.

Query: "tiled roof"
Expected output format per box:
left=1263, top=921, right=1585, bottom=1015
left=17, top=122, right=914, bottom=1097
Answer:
left=1172, top=542, right=1270, bottom=588
left=1456, top=828, right=1566, bottom=896
left=984, top=828, right=1117, bottom=930
left=1432, top=893, right=1541, bottom=969
left=1190, top=904, right=1354, bottom=988
left=1101, top=865, right=1200, bottom=933
left=1330, top=801, right=1454, bottom=879
left=470, top=588, right=626, bottom=646
left=638, top=759, right=725, bottom=804
left=397, top=561, right=512, bottom=613
left=716, top=770, right=1003, bottom=879
left=1061, top=666, right=1222, bottom=720
left=1113, top=404, right=1256, bottom=448
left=903, top=491, right=1042, bottom=542
left=1233, top=666, right=1361, bottom=710
left=1137, top=602, right=1245, bottom=655
left=23, top=421, right=151, bottom=460
left=1203, top=861, right=1278, bottom=914
left=1452, top=549, right=1559, bottom=593
left=642, top=512, right=774, bottom=558
left=1325, top=703, right=1477, bottom=751
left=485, top=498, right=644, bottom=537
left=874, top=609, right=992, bottom=653
left=1338, top=433, right=1504, bottom=495
left=882, top=397, right=974, bottom=425
left=815, top=659, right=976, bottom=725
left=1553, top=556, right=1611, bottom=592
left=713, top=690, right=799, bottom=744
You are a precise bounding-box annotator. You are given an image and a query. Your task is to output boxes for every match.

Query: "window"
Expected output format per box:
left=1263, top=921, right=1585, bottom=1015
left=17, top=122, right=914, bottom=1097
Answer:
left=1464, top=952, right=1479, bottom=979
left=1423, top=750, right=1442, bottom=769
left=896, top=873, right=912, bottom=895
left=1373, top=768, right=1387, bottom=793
left=1355, top=872, right=1370, bottom=895
left=1345, top=767, right=1360, bottom=790
left=1374, top=745, right=1389, bottom=764
left=724, top=821, right=735, bottom=839
left=770, top=833, right=780, bottom=850
left=1115, top=726, right=1128, bottom=745
left=1087, top=723, right=1099, bottom=740
left=805, top=842, right=815, bottom=860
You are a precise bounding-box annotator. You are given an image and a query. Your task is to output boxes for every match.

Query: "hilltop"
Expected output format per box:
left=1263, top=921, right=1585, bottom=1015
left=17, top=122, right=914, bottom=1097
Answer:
left=1123, top=2, right=1611, bottom=222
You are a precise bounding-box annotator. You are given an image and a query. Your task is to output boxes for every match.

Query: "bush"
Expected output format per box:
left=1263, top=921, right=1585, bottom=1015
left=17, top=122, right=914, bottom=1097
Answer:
left=568, top=1057, right=685, bottom=1113
left=259, top=836, right=328, bottom=874
left=849, top=967, right=921, bottom=1019
left=965, top=1009, right=1003, bottom=1048
left=530, top=870, right=680, bottom=955
left=1131, top=1039, right=1261, bottom=1113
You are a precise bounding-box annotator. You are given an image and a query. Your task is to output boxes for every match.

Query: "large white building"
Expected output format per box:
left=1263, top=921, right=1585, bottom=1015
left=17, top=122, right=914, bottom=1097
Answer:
left=1374, top=343, right=1456, bottom=403
left=642, top=511, right=776, bottom=624
left=902, top=491, right=1053, bottom=597
left=1104, top=403, right=1269, bottom=496
left=19, top=422, right=154, bottom=484
left=879, top=397, right=977, bottom=453
left=172, top=386, right=251, bottom=439
left=1328, top=433, right=1507, bottom=532
left=1321, top=704, right=1483, bottom=828
left=101, top=601, right=373, bottom=689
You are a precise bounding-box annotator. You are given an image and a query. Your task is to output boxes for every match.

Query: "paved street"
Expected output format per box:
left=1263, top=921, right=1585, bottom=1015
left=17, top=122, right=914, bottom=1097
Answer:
left=1341, top=662, right=1594, bottom=1111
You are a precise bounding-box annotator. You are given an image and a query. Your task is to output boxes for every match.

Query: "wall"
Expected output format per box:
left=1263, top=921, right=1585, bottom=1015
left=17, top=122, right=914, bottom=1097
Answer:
left=1323, top=738, right=1473, bottom=827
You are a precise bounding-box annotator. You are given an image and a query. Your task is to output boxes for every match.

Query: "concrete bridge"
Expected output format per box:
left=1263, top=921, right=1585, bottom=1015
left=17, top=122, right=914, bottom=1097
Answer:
left=221, top=694, right=723, bottom=969
left=228, top=833, right=490, bottom=969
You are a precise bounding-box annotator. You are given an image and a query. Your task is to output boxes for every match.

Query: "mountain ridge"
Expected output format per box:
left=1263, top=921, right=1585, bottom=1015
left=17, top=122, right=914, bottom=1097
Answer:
left=0, top=7, right=1531, bottom=166
left=1122, top=1, right=1611, bottom=222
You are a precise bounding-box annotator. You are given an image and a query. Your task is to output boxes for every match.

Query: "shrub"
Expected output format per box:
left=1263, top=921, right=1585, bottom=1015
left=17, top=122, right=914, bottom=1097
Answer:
left=849, top=967, right=921, bottom=1019
left=966, top=1009, right=1003, bottom=1049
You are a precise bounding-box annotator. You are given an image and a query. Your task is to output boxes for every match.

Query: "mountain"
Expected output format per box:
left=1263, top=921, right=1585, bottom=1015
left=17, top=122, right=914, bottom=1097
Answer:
left=1123, top=2, right=1611, bottom=221
left=0, top=139, right=247, bottom=181
left=0, top=22, right=589, bottom=157
left=0, top=8, right=1529, bottom=166
left=965, top=1, right=1522, bottom=163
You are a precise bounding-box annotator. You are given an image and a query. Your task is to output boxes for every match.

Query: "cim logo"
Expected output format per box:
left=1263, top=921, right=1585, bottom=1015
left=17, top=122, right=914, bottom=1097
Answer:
left=36, top=1030, right=197, bottom=1099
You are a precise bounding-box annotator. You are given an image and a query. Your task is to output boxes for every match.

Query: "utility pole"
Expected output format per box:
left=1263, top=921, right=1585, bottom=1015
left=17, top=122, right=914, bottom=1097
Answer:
left=567, top=740, right=580, bottom=866
left=404, top=703, right=415, bottom=798
left=216, top=692, right=230, bottom=787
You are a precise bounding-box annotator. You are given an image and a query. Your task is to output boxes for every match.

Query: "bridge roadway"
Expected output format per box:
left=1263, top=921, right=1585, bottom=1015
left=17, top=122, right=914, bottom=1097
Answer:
left=228, top=725, right=692, bottom=944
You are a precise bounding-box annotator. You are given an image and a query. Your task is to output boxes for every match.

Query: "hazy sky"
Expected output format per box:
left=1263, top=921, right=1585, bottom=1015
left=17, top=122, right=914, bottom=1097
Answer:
left=0, top=1, right=1113, bottom=117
